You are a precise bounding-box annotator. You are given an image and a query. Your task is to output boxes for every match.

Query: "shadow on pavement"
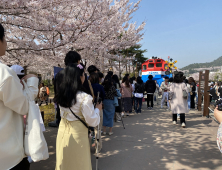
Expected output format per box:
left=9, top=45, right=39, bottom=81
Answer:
left=31, top=103, right=222, bottom=170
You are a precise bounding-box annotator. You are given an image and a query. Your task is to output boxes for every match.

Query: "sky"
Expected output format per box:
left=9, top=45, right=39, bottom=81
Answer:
left=128, top=0, right=222, bottom=68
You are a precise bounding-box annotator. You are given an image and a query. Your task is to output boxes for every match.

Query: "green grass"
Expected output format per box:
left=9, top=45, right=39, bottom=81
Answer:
left=39, top=103, right=55, bottom=127
left=49, top=85, right=55, bottom=98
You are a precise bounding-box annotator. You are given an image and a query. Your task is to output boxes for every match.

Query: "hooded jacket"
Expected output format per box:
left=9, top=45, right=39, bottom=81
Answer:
left=0, top=63, right=29, bottom=170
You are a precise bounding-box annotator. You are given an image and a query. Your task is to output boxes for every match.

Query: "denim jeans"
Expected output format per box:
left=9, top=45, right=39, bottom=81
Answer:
left=187, top=93, right=191, bottom=109
left=195, top=93, right=198, bottom=104
left=135, top=97, right=143, bottom=113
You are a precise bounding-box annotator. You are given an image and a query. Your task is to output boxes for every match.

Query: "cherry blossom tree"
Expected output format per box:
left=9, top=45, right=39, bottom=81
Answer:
left=0, top=0, right=145, bottom=74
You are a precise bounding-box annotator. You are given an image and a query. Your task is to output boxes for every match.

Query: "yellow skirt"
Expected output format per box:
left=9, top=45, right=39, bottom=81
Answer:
left=55, top=118, right=92, bottom=170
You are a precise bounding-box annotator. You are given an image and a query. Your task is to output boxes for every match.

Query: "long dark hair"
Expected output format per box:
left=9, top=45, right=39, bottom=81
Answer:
left=188, top=77, right=195, bottom=84
left=54, top=64, right=85, bottom=108
left=102, top=75, right=113, bottom=91
left=0, top=23, right=5, bottom=42
left=122, top=76, right=130, bottom=87
left=136, top=76, right=143, bottom=84
left=173, top=74, right=183, bottom=83
left=89, top=72, right=99, bottom=84
left=112, top=74, right=120, bottom=87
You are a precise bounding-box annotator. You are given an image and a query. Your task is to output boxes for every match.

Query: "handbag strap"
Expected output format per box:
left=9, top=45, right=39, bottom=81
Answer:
left=69, top=94, right=89, bottom=129
left=69, top=108, right=89, bottom=129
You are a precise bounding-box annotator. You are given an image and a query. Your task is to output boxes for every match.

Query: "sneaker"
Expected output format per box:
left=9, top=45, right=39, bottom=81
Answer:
left=173, top=121, right=176, bottom=125
left=109, top=132, right=113, bottom=136
left=117, top=120, right=121, bottom=123
left=181, top=123, right=186, bottom=128
left=150, top=107, right=153, bottom=109
left=166, top=108, right=170, bottom=111
left=103, top=132, right=106, bottom=135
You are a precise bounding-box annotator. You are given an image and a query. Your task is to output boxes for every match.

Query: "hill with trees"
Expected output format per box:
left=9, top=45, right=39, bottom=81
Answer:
left=181, top=56, right=222, bottom=70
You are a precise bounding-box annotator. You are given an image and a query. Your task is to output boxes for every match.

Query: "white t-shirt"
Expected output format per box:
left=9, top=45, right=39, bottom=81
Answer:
left=135, top=93, right=143, bottom=98
left=132, top=84, right=135, bottom=95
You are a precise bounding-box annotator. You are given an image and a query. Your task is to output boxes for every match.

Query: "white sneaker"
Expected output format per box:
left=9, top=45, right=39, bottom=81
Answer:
left=103, top=132, right=106, bottom=135
left=181, top=123, right=186, bottom=128
left=173, top=121, right=176, bottom=125
left=109, top=132, right=113, bottom=136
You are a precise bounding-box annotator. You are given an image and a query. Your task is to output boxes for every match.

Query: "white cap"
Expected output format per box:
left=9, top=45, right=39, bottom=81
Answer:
left=10, top=65, right=25, bottom=75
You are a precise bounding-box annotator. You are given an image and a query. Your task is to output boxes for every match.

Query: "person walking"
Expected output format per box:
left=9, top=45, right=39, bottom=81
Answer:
left=102, top=75, right=117, bottom=135
left=160, top=77, right=170, bottom=110
left=188, top=77, right=196, bottom=110
left=145, top=75, right=156, bottom=109
left=54, top=64, right=102, bottom=170
left=170, top=74, right=189, bottom=128
left=134, top=76, right=145, bottom=113
left=121, top=76, right=133, bottom=116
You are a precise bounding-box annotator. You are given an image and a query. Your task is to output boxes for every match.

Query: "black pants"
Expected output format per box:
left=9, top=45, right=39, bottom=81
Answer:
left=147, top=94, right=154, bottom=107
left=190, top=92, right=196, bottom=109
left=10, top=158, right=30, bottom=170
left=172, top=113, right=185, bottom=124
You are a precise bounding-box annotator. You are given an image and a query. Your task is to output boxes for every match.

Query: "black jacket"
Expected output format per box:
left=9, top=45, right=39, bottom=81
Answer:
left=190, top=82, right=196, bottom=92
left=145, top=80, right=156, bottom=93
left=135, top=83, right=144, bottom=93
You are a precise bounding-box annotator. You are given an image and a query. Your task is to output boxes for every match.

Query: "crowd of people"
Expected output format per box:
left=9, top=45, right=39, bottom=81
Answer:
left=2, top=22, right=222, bottom=170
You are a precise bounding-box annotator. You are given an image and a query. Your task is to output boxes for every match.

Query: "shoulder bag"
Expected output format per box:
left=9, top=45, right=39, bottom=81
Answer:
left=182, top=84, right=188, bottom=99
left=69, top=108, right=90, bottom=135
left=22, top=79, right=49, bottom=162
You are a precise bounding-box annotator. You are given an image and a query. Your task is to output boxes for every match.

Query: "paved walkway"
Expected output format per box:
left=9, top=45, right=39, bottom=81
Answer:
left=31, top=104, right=222, bottom=170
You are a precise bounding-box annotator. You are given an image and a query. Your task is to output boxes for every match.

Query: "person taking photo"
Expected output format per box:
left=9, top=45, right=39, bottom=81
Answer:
left=54, top=64, right=102, bottom=170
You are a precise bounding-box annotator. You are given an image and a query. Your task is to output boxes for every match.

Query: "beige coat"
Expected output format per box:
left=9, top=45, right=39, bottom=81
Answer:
left=0, top=63, right=29, bottom=170
left=170, top=83, right=189, bottom=114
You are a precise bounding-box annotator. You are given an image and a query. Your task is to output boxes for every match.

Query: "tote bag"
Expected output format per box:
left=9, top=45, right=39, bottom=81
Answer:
left=22, top=80, right=49, bottom=162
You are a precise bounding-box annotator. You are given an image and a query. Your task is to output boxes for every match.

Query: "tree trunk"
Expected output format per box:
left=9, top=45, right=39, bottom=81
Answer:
left=129, top=63, right=130, bottom=74
left=119, top=61, right=121, bottom=79
left=135, top=63, right=138, bottom=77
left=126, top=63, right=128, bottom=73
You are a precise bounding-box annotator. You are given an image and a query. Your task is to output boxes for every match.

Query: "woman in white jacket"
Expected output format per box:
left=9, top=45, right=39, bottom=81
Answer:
left=170, top=74, right=189, bottom=128
left=0, top=24, right=31, bottom=170
left=54, top=64, right=102, bottom=170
